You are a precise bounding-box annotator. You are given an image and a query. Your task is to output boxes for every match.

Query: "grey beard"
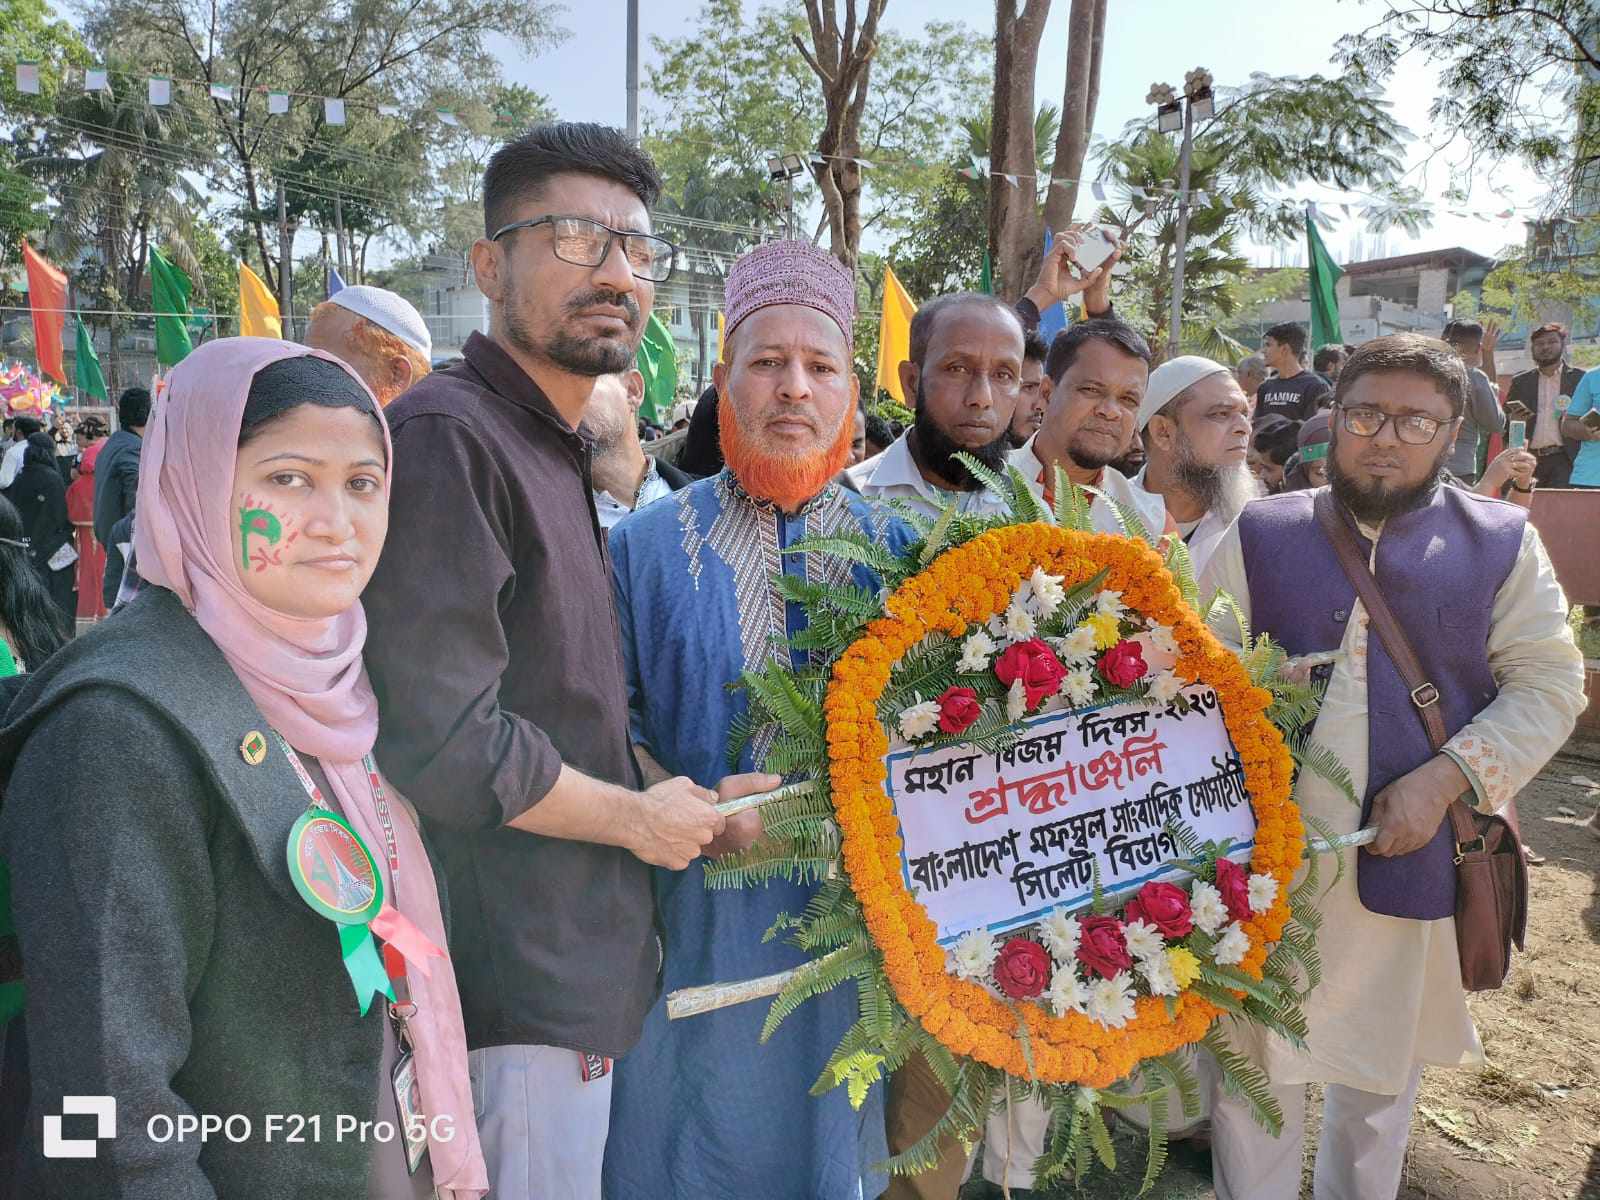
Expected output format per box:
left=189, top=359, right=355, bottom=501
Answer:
left=1172, top=446, right=1261, bottom=523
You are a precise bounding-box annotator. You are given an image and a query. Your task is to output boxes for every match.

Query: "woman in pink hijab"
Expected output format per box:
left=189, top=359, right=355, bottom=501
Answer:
left=0, top=338, right=486, bottom=1199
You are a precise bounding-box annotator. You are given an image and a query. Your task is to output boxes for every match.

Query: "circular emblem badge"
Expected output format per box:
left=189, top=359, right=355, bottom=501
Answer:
left=286, top=809, right=383, bottom=925
left=240, top=730, right=268, bottom=766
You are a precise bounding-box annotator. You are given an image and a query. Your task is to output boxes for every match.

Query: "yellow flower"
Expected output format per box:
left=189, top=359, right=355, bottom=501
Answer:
left=1166, top=947, right=1201, bottom=990
left=1086, top=611, right=1122, bottom=650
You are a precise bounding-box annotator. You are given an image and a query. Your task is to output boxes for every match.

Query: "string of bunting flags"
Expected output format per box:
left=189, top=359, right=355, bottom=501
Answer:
left=12, top=60, right=516, bottom=130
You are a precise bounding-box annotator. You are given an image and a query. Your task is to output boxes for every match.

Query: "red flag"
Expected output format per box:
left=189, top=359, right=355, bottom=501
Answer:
left=21, top=240, right=68, bottom=385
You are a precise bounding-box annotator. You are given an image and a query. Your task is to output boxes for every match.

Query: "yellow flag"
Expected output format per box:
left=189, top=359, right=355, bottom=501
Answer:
left=875, top=266, right=917, bottom=405
left=716, top=310, right=726, bottom=363
left=238, top=261, right=282, bottom=339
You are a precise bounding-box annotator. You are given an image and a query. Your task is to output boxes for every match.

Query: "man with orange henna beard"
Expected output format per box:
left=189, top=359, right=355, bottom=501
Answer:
left=604, top=240, right=914, bottom=1200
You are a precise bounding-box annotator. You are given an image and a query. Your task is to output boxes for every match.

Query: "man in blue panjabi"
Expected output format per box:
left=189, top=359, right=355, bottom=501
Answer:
left=604, top=240, right=913, bottom=1200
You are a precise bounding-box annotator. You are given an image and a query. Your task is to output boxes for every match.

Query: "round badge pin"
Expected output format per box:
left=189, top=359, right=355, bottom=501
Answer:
left=240, top=730, right=268, bottom=766
left=285, top=808, right=384, bottom=925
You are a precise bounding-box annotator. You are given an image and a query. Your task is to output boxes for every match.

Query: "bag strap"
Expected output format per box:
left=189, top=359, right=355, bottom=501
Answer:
left=1312, top=489, right=1448, bottom=754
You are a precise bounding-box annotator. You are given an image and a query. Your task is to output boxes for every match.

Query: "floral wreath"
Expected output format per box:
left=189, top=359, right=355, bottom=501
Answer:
left=697, top=470, right=1342, bottom=1188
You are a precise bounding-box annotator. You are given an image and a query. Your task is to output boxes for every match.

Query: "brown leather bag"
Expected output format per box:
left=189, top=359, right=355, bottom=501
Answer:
left=1313, top=491, right=1528, bottom=991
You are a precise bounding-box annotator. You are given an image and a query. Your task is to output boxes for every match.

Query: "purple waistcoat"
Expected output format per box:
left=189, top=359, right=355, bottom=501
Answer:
left=1237, top=485, right=1526, bottom=919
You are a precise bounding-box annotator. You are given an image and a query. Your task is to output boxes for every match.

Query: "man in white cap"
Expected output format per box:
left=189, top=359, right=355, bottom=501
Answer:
left=303, top=284, right=433, bottom=405
left=1131, top=355, right=1258, bottom=575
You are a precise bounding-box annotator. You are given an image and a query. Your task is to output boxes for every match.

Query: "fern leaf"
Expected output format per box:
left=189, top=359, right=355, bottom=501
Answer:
left=918, top=504, right=958, bottom=567
left=1203, top=1026, right=1283, bottom=1136
left=1139, top=1084, right=1170, bottom=1195
left=784, top=533, right=903, bottom=578
left=1163, top=536, right=1200, bottom=611
left=1148, top=1052, right=1202, bottom=1121
left=878, top=1061, right=996, bottom=1175
left=1085, top=1099, right=1117, bottom=1172
left=759, top=940, right=872, bottom=1042
left=950, top=451, right=1012, bottom=506
left=1294, top=739, right=1361, bottom=808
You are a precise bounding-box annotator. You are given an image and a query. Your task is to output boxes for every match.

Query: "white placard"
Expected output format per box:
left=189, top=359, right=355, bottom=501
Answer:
left=16, top=63, right=40, bottom=96
left=324, top=97, right=345, bottom=125
left=85, top=68, right=109, bottom=92
left=268, top=91, right=289, bottom=114
left=887, top=687, right=1256, bottom=944
left=148, top=76, right=170, bottom=106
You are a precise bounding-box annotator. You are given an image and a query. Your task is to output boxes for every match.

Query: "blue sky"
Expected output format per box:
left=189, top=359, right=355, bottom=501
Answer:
left=492, top=0, right=1550, bottom=264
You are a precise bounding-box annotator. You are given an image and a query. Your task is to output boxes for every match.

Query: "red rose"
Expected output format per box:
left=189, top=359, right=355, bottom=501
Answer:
left=993, top=937, right=1052, bottom=999
left=1097, top=639, right=1149, bottom=688
left=1214, top=857, right=1252, bottom=923
left=1124, top=881, right=1194, bottom=939
left=994, top=638, right=1068, bottom=707
left=1074, top=915, right=1133, bottom=979
left=936, top=686, right=982, bottom=735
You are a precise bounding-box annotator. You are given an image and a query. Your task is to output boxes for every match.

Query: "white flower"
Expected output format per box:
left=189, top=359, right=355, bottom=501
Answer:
left=1138, top=953, right=1180, bottom=997
left=1047, top=964, right=1091, bottom=1017
left=949, top=929, right=1000, bottom=980
left=1147, top=624, right=1179, bottom=655
left=1027, top=566, right=1067, bottom=616
left=1038, top=910, right=1081, bottom=963
left=1003, top=601, right=1037, bottom=642
left=1058, top=625, right=1098, bottom=663
left=1095, top=589, right=1125, bottom=618
left=1122, top=918, right=1167, bottom=963
left=1146, top=670, right=1183, bottom=705
left=1213, top=921, right=1250, bottom=967
left=1085, top=974, right=1138, bottom=1029
left=986, top=614, right=1007, bottom=638
left=897, top=699, right=941, bottom=741
left=1060, top=668, right=1097, bottom=708
left=1190, top=880, right=1229, bottom=936
left=1247, top=872, right=1280, bottom=915
left=956, top=629, right=997, bottom=674
left=1005, top=677, right=1028, bottom=722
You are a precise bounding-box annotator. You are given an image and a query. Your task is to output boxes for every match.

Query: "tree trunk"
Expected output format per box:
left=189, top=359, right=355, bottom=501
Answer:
left=1041, top=0, right=1105, bottom=233
left=242, top=161, right=276, bottom=294
left=992, top=0, right=1050, bottom=300
left=988, top=0, right=1016, bottom=280
left=795, top=0, right=886, bottom=270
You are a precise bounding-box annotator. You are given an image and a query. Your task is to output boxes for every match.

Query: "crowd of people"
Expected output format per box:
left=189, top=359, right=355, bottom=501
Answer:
left=0, top=120, right=1589, bottom=1200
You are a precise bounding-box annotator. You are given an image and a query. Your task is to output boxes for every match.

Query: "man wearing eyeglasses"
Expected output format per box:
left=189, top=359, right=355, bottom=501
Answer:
left=1196, top=334, right=1584, bottom=1199
left=362, top=122, right=771, bottom=1200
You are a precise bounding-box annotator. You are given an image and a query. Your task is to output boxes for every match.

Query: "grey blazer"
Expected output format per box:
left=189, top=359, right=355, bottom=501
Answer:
left=0, top=587, right=389, bottom=1199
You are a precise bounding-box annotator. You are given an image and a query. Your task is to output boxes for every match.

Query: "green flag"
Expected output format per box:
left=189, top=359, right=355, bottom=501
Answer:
left=1305, top=213, right=1343, bottom=349
left=73, top=315, right=107, bottom=401
left=148, top=246, right=194, bottom=366
left=980, top=249, right=993, bottom=296
left=635, top=312, right=677, bottom=426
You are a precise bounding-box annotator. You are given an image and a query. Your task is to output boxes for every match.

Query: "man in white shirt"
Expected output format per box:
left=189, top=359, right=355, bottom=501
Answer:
left=1007, top=319, right=1171, bottom=541
left=581, top=368, right=690, bottom=530
left=0, top=417, right=41, bottom=489
left=852, top=293, right=1025, bottom=520
left=1130, top=355, right=1259, bottom=575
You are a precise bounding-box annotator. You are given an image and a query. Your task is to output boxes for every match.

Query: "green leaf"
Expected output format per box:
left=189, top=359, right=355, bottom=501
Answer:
left=760, top=940, right=873, bottom=1043
left=1139, top=1085, right=1170, bottom=1195
left=1203, top=1025, right=1284, bottom=1137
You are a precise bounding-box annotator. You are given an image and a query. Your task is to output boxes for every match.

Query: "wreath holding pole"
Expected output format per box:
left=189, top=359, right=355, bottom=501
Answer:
left=669, top=462, right=1359, bottom=1190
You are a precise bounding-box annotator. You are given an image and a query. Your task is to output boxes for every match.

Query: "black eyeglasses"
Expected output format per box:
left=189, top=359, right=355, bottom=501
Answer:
left=1335, top=403, right=1455, bottom=446
left=490, top=215, right=677, bottom=282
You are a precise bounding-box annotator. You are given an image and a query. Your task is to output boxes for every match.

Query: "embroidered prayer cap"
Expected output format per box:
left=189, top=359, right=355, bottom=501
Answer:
left=723, top=239, right=856, bottom=349
left=1137, top=354, right=1233, bottom=431
left=1298, top=409, right=1332, bottom=450
left=327, top=285, right=432, bottom=358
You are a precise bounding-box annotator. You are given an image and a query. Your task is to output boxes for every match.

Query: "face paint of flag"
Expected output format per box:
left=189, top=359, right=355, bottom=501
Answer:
left=15, top=62, right=40, bottom=96
left=268, top=91, right=289, bottom=114
left=324, top=97, right=345, bottom=125
left=149, top=76, right=171, bottom=106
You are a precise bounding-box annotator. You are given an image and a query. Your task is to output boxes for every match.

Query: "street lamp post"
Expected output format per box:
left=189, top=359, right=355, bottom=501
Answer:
left=765, top=153, right=807, bottom=240
left=1148, top=69, right=1214, bottom=360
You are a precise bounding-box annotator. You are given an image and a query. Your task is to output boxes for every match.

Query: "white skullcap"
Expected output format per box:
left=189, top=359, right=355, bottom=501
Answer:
left=1137, top=355, right=1232, bottom=431
left=327, top=285, right=432, bottom=358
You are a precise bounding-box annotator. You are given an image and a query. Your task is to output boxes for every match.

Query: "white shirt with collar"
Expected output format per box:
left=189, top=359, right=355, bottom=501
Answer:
left=1008, top=434, right=1169, bottom=544
left=852, top=432, right=1012, bottom=521
left=594, top=456, right=674, bottom=531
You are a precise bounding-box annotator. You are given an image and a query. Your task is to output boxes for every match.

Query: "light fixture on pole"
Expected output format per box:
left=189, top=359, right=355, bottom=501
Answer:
left=1150, top=68, right=1213, bottom=360
left=766, top=153, right=807, bottom=240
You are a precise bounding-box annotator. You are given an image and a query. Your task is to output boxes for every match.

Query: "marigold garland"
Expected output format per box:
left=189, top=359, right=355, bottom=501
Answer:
left=823, top=524, right=1303, bottom=1087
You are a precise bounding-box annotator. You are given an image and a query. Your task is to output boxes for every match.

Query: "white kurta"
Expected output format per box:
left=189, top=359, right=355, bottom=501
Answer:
left=1198, top=514, right=1586, bottom=1095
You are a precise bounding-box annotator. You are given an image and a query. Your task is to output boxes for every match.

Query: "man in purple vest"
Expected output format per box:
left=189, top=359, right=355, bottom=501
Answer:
left=1198, top=333, right=1585, bottom=1199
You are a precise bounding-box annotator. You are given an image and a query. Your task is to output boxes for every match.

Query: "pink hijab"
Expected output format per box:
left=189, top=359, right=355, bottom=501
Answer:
left=134, top=337, right=487, bottom=1198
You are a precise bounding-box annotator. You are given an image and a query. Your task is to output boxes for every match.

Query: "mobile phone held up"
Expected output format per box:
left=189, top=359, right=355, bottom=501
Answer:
left=1508, top=420, right=1526, bottom=449
left=1504, top=398, right=1534, bottom=422
left=1072, top=226, right=1118, bottom=274
left=1583, top=408, right=1600, bottom=432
